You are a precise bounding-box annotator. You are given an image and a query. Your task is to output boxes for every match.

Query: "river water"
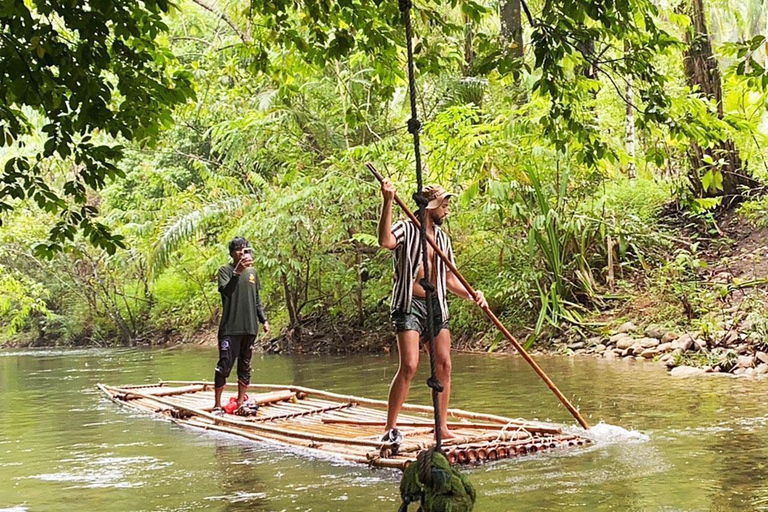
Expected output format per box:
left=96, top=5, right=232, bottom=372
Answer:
left=1, top=346, right=767, bottom=511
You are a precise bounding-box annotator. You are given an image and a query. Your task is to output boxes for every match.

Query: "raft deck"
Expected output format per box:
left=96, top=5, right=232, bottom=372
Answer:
left=98, top=380, right=589, bottom=469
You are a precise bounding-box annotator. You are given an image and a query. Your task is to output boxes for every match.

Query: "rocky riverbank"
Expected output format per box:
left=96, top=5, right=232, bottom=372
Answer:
left=548, top=319, right=768, bottom=378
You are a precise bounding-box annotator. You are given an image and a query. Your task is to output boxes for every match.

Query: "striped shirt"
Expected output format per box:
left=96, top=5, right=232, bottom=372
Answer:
left=390, top=219, right=456, bottom=319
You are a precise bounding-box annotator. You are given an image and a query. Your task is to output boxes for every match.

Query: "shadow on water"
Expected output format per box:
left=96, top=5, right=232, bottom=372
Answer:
left=1, top=346, right=767, bottom=511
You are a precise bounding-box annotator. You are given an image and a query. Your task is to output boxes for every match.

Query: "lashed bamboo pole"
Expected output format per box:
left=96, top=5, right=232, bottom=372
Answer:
left=102, top=385, right=410, bottom=450
left=369, top=429, right=537, bottom=458
left=133, top=384, right=204, bottom=397
left=183, top=418, right=409, bottom=469
left=159, top=380, right=561, bottom=431
left=364, top=162, right=591, bottom=430
left=320, top=418, right=562, bottom=435
left=252, top=403, right=356, bottom=422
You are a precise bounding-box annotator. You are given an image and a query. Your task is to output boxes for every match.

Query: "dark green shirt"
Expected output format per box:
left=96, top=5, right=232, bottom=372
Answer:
left=218, top=264, right=267, bottom=337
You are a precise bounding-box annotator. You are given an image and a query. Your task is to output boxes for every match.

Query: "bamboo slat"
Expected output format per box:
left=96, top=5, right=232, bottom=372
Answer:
left=140, top=384, right=205, bottom=397
left=159, top=380, right=562, bottom=432
left=104, top=385, right=401, bottom=450
left=321, top=419, right=559, bottom=434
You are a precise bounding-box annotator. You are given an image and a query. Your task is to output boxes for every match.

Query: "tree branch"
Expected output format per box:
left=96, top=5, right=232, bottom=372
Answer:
left=519, top=0, right=536, bottom=26
left=189, top=0, right=252, bottom=44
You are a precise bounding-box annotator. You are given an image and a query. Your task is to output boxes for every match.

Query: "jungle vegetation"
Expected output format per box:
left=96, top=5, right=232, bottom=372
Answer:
left=1, top=0, right=767, bottom=348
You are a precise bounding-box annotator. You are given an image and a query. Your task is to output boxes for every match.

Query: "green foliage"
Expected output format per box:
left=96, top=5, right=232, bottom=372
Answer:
left=1, top=0, right=767, bottom=349
left=722, top=35, right=768, bottom=88
left=738, top=196, right=768, bottom=227
left=530, top=0, right=680, bottom=166
left=150, top=197, right=250, bottom=276
left=0, top=264, right=49, bottom=340
left=0, top=0, right=195, bottom=255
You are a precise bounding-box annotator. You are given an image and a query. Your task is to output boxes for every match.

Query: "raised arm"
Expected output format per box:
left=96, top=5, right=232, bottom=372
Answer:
left=378, top=180, right=398, bottom=250
left=218, top=265, right=238, bottom=296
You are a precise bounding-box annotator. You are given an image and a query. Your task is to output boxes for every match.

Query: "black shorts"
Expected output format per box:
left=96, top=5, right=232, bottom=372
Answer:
left=391, top=296, right=449, bottom=336
left=214, top=335, right=256, bottom=388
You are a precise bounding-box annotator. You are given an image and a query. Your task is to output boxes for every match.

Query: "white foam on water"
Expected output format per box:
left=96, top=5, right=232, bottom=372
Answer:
left=0, top=348, right=102, bottom=358
left=566, top=422, right=650, bottom=445
left=204, top=491, right=268, bottom=503
left=0, top=507, right=29, bottom=512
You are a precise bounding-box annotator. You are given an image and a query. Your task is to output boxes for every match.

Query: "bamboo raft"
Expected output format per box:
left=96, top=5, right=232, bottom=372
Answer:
left=98, top=380, right=590, bottom=469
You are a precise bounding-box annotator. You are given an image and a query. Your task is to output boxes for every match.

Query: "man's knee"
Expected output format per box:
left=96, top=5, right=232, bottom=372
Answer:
left=399, top=359, right=419, bottom=381
left=215, top=344, right=234, bottom=388
left=216, top=360, right=233, bottom=378
left=437, top=358, right=452, bottom=376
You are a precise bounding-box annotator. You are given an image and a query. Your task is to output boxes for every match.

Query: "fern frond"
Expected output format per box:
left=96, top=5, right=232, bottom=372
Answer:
left=149, top=197, right=251, bottom=277
left=437, top=76, right=488, bottom=111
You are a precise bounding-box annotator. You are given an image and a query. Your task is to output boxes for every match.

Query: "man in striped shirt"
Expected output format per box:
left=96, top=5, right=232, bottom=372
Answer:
left=378, top=180, right=487, bottom=442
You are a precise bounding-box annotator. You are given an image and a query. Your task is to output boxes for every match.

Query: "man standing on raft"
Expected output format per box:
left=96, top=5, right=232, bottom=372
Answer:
left=378, top=181, right=487, bottom=442
left=213, top=236, right=270, bottom=413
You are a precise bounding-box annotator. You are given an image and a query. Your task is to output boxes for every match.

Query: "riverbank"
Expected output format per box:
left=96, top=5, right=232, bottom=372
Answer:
left=4, top=210, right=767, bottom=381
left=535, top=208, right=768, bottom=378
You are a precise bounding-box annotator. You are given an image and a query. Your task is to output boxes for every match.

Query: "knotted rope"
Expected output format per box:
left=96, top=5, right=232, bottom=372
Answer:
left=397, top=1, right=475, bottom=510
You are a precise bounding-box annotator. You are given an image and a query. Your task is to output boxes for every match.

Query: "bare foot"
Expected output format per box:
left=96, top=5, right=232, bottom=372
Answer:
left=437, top=427, right=459, bottom=440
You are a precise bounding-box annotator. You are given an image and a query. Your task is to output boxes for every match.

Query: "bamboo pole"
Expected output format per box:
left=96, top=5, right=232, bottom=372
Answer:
left=370, top=429, right=535, bottom=458
left=320, top=419, right=562, bottom=434
left=137, top=384, right=204, bottom=397
left=102, top=385, right=409, bottom=450
left=365, top=162, right=591, bottom=430
left=253, top=403, right=356, bottom=422
left=159, top=380, right=561, bottom=431
left=183, top=418, right=410, bottom=469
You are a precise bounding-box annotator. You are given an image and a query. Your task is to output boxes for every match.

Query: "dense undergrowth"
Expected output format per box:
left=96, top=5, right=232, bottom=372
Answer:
left=2, top=0, right=768, bottom=350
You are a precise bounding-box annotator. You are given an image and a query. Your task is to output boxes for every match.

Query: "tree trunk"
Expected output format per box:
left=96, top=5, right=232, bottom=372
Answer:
left=500, top=0, right=524, bottom=58
left=577, top=38, right=596, bottom=80
left=347, top=228, right=365, bottom=325
left=682, top=0, right=757, bottom=203
left=625, top=41, right=637, bottom=180
left=464, top=15, right=475, bottom=74
left=281, top=271, right=299, bottom=328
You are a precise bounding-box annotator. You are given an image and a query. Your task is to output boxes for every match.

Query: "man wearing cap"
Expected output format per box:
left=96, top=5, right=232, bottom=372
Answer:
left=378, top=181, right=487, bottom=442
left=213, top=236, right=270, bottom=414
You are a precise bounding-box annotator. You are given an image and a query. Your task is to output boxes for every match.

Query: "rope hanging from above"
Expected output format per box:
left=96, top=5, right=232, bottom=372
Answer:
left=398, top=0, right=443, bottom=451
left=396, top=0, right=476, bottom=510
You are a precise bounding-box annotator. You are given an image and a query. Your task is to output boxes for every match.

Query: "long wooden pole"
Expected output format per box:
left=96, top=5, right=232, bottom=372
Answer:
left=366, top=161, right=590, bottom=430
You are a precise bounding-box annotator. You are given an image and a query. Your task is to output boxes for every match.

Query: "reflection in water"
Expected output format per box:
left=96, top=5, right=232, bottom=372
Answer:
left=0, top=346, right=767, bottom=511
left=208, top=442, right=270, bottom=512
left=706, top=429, right=768, bottom=512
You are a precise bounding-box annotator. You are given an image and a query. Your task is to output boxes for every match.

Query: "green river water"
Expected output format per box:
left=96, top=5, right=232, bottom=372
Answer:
left=1, top=346, right=767, bottom=511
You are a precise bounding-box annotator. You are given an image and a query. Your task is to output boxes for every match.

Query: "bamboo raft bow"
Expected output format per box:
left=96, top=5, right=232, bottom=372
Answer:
left=98, top=381, right=590, bottom=469
left=366, top=162, right=592, bottom=431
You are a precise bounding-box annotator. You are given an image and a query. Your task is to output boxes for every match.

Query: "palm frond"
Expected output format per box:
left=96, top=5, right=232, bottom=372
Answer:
left=149, top=197, right=251, bottom=277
